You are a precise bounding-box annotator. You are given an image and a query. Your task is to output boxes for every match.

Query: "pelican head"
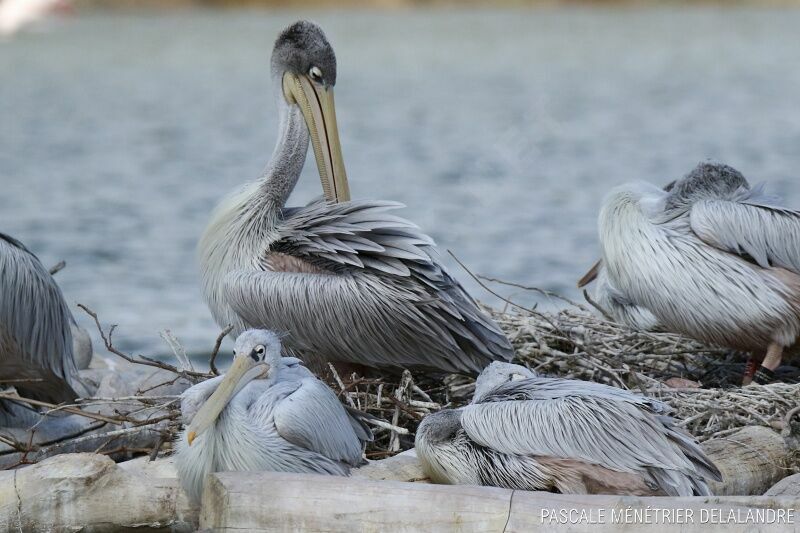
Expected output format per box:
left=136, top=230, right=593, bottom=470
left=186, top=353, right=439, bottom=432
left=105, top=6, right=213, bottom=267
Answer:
left=665, top=162, right=749, bottom=212
left=472, top=361, right=536, bottom=403
left=185, top=329, right=282, bottom=445
left=272, top=20, right=349, bottom=203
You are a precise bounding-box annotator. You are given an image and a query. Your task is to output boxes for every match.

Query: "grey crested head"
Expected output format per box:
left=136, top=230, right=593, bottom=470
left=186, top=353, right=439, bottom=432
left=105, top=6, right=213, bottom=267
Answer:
left=271, top=20, right=337, bottom=87
left=665, top=162, right=749, bottom=211
left=234, top=329, right=283, bottom=367
left=417, top=409, right=463, bottom=445
left=472, top=361, right=536, bottom=403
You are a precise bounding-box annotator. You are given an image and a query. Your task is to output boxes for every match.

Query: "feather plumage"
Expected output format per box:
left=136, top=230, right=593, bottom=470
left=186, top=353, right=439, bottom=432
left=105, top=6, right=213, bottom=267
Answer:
left=0, top=233, right=83, bottom=404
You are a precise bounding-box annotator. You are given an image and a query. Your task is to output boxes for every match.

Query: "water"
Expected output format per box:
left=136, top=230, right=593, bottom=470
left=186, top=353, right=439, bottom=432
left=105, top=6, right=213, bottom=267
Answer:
left=2, top=7, right=800, bottom=357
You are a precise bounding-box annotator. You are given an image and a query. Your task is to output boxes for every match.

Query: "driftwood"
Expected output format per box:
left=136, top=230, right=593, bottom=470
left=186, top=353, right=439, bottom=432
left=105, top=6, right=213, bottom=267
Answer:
left=0, top=425, right=792, bottom=532
left=0, top=453, right=195, bottom=532
left=705, top=426, right=793, bottom=496
left=765, top=474, right=800, bottom=497
left=200, top=471, right=800, bottom=533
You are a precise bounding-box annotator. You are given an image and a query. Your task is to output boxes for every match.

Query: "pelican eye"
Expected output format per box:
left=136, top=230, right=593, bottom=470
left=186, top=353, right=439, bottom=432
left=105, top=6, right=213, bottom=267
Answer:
left=309, top=66, right=323, bottom=83
left=248, top=345, right=266, bottom=362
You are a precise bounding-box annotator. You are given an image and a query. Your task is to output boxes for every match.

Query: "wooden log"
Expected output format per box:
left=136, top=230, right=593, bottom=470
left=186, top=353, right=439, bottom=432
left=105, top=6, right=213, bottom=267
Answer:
left=0, top=453, right=196, bottom=532
left=201, top=471, right=513, bottom=532
left=352, top=449, right=427, bottom=482
left=0, top=426, right=791, bottom=531
left=200, top=471, right=800, bottom=532
left=765, top=474, right=800, bottom=497
left=704, top=426, right=790, bottom=496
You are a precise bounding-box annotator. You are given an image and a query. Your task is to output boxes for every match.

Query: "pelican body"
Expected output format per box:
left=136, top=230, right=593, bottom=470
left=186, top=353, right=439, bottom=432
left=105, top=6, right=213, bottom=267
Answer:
left=416, top=362, right=721, bottom=496
left=596, top=162, right=800, bottom=383
left=198, top=21, right=512, bottom=375
left=175, top=329, right=372, bottom=502
left=579, top=260, right=661, bottom=331
left=0, top=232, right=86, bottom=406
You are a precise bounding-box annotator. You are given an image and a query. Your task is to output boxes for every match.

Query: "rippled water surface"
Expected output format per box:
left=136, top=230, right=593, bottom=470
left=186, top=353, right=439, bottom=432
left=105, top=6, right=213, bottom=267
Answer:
left=2, top=8, right=800, bottom=355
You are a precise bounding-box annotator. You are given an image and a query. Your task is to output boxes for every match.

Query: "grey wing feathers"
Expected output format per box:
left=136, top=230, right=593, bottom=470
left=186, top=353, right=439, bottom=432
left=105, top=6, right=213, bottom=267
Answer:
left=227, top=199, right=512, bottom=374
left=464, top=377, right=720, bottom=496
left=690, top=187, right=800, bottom=274
left=0, top=233, right=79, bottom=403
left=273, top=377, right=370, bottom=467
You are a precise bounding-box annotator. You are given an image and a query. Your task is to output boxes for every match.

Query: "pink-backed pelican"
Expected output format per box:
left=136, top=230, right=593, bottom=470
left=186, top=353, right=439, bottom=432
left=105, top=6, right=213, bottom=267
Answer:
left=198, top=21, right=512, bottom=375
left=594, top=162, right=800, bottom=384
left=416, top=362, right=721, bottom=496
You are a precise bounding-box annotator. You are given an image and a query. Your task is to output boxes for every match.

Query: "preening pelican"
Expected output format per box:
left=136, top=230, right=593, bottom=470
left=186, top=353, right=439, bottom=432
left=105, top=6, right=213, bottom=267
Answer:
left=175, top=329, right=373, bottom=502
left=198, top=21, right=512, bottom=375
left=415, top=362, right=721, bottom=496
left=596, top=162, right=800, bottom=384
left=0, top=233, right=87, bottom=407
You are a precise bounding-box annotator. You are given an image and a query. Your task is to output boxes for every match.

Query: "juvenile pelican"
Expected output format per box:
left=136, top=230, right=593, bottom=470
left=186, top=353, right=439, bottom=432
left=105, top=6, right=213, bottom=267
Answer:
left=597, top=162, right=800, bottom=384
left=415, top=362, right=721, bottom=496
left=0, top=232, right=86, bottom=406
left=198, top=21, right=512, bottom=375
left=175, top=329, right=373, bottom=502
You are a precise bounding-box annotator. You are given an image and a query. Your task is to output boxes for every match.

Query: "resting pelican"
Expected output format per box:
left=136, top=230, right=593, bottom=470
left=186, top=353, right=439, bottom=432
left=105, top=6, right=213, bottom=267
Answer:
left=175, top=329, right=373, bottom=502
left=0, top=232, right=87, bottom=406
left=198, top=21, right=512, bottom=375
left=415, top=362, right=721, bottom=496
left=597, top=162, right=800, bottom=384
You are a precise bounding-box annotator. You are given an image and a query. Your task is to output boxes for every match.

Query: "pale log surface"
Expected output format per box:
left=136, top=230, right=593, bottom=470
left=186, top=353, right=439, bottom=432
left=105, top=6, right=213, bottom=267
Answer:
left=201, top=471, right=800, bottom=532
left=0, top=453, right=196, bottom=532
left=765, top=474, right=800, bottom=497
left=0, top=426, right=794, bottom=531
left=704, top=426, right=792, bottom=496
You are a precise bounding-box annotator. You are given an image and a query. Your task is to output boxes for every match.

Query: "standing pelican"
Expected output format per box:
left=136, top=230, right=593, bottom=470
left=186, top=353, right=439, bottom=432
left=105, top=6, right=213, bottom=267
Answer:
left=597, top=162, right=800, bottom=384
left=415, top=362, right=721, bottom=496
left=175, top=329, right=373, bottom=502
left=199, top=21, right=512, bottom=375
left=0, top=232, right=86, bottom=406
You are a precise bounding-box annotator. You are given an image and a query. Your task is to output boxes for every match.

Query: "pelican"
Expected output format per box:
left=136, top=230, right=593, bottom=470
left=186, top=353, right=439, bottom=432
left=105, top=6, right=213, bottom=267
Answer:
left=415, top=362, right=721, bottom=496
left=578, top=260, right=661, bottom=331
left=596, top=162, right=800, bottom=384
left=198, top=21, right=512, bottom=375
left=175, top=329, right=373, bottom=502
left=0, top=232, right=87, bottom=408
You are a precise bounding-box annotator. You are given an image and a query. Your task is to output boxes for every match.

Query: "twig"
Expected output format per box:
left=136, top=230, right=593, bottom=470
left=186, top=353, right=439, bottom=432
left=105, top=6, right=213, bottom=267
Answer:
left=48, top=260, right=66, bottom=276
left=209, top=325, right=234, bottom=376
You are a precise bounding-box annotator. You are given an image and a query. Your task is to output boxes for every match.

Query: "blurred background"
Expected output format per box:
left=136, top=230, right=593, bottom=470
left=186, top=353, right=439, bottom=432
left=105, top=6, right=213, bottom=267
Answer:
left=1, top=1, right=799, bottom=358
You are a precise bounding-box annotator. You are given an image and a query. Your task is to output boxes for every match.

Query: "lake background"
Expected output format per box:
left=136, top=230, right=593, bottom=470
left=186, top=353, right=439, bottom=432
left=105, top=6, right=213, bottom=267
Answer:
left=2, top=6, right=800, bottom=358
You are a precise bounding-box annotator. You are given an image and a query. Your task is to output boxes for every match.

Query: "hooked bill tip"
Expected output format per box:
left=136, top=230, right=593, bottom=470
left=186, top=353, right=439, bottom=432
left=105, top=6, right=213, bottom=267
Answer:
left=187, top=431, right=196, bottom=446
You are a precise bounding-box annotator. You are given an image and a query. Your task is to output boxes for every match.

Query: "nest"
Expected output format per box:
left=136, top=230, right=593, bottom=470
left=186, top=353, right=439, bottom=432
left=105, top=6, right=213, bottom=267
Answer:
left=3, top=295, right=799, bottom=469
left=328, top=299, right=800, bottom=455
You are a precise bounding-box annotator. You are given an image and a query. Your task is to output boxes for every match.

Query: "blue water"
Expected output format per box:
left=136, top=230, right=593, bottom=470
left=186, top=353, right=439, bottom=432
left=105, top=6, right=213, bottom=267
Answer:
left=2, top=7, right=800, bottom=356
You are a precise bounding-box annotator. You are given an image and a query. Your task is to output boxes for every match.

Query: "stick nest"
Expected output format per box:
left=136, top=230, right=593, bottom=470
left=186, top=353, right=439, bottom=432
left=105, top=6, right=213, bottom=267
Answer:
left=328, top=302, right=800, bottom=457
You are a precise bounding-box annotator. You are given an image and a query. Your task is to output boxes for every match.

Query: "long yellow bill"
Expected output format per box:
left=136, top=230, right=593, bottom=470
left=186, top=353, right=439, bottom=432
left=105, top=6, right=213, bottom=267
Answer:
left=186, top=356, right=268, bottom=446
left=283, top=72, right=350, bottom=203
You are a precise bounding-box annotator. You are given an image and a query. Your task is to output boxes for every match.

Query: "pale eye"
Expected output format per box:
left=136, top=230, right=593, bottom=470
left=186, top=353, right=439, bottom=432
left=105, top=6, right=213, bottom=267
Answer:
left=255, top=345, right=265, bottom=356
left=309, top=66, right=323, bottom=82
